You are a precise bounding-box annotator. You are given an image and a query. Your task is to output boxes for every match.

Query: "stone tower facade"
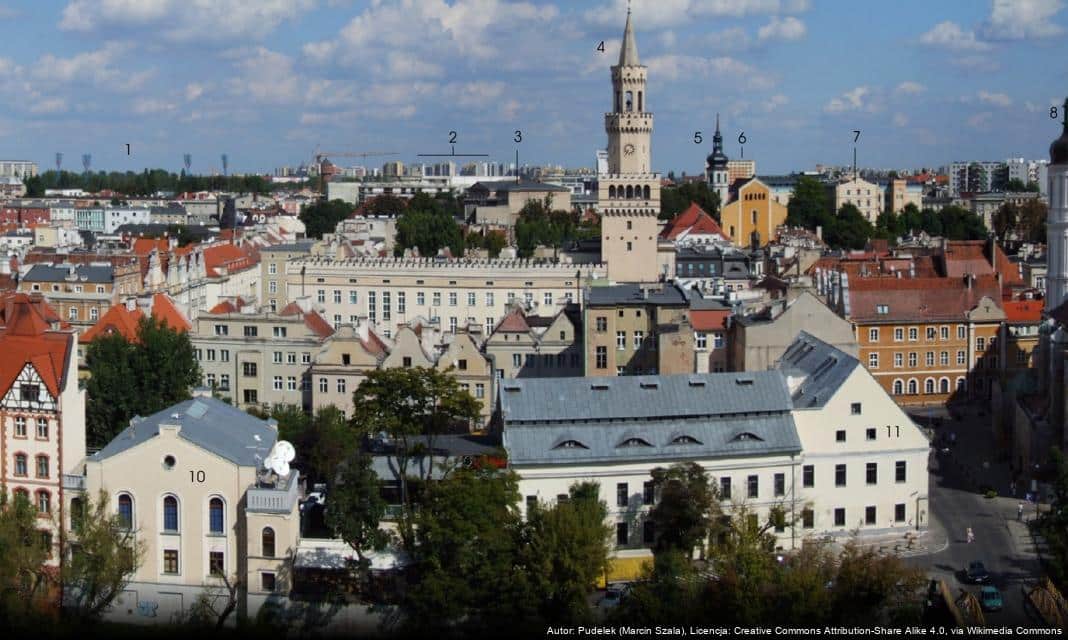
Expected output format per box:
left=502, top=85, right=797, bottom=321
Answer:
left=705, top=114, right=730, bottom=206
left=598, top=9, right=661, bottom=283
left=1047, top=98, right=1068, bottom=314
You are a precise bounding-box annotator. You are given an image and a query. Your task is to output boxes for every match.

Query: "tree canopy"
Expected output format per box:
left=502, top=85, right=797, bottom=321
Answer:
left=299, top=198, right=354, bottom=239
left=647, top=462, right=721, bottom=557
left=661, top=181, right=720, bottom=220
left=85, top=316, right=201, bottom=447
left=0, top=491, right=50, bottom=632
left=514, top=197, right=578, bottom=258
left=24, top=168, right=276, bottom=197
left=394, top=194, right=465, bottom=257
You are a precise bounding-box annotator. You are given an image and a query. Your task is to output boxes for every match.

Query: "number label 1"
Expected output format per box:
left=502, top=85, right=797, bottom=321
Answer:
left=126, top=143, right=130, bottom=155
left=190, top=470, right=205, bottom=483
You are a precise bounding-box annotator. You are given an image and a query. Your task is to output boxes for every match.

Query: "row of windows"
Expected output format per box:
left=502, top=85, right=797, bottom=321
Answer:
left=12, top=453, right=50, bottom=478
left=511, top=352, right=581, bottom=370
left=11, top=415, right=50, bottom=439
left=871, top=325, right=970, bottom=342
left=118, top=494, right=233, bottom=536
left=869, top=350, right=968, bottom=369
left=890, top=377, right=966, bottom=395
left=606, top=184, right=652, bottom=200
left=198, top=348, right=311, bottom=365
left=695, top=332, right=725, bottom=350
left=29, top=283, right=106, bottom=294
left=11, top=487, right=51, bottom=513
left=211, top=325, right=290, bottom=339
left=316, top=289, right=568, bottom=310
left=610, top=502, right=910, bottom=547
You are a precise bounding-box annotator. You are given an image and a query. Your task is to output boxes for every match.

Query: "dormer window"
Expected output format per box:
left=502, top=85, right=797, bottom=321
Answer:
left=671, top=435, right=701, bottom=445
left=618, top=437, right=653, bottom=448
left=732, top=432, right=764, bottom=442
left=554, top=440, right=588, bottom=450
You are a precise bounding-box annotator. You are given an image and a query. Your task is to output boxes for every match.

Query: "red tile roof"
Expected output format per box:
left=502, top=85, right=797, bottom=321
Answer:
left=0, top=294, right=72, bottom=399
left=208, top=297, right=246, bottom=314
left=659, top=202, right=729, bottom=241
left=203, top=243, right=259, bottom=277
left=847, top=274, right=1003, bottom=323
left=79, top=304, right=143, bottom=344
left=131, top=238, right=169, bottom=257
left=1003, top=299, right=1043, bottom=323
left=495, top=309, right=530, bottom=333
left=689, top=309, right=731, bottom=331
left=302, top=311, right=335, bottom=339
left=151, top=293, right=191, bottom=332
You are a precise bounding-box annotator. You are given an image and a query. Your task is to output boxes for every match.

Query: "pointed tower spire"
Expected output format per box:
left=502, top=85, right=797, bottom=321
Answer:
left=619, top=5, right=640, bottom=66
left=715, top=112, right=720, bottom=134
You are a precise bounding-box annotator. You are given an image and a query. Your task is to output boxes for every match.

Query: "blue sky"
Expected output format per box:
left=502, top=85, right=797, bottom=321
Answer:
left=1, top=0, right=1066, bottom=176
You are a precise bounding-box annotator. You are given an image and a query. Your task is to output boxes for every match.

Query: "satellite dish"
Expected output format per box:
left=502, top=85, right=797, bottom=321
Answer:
left=273, top=440, right=295, bottom=463
left=263, top=440, right=296, bottom=478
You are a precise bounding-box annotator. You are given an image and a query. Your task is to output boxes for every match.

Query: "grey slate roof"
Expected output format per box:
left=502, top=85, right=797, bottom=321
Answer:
left=499, top=370, right=791, bottom=424
left=469, top=179, right=570, bottom=193
left=23, top=263, right=114, bottom=283
left=262, top=241, right=315, bottom=253
left=587, top=283, right=688, bottom=307
left=505, top=414, right=800, bottom=466
left=775, top=330, right=859, bottom=409
left=92, top=397, right=277, bottom=466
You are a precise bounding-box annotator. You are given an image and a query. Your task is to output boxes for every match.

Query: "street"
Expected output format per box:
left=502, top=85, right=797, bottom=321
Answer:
left=907, top=406, right=1046, bottom=625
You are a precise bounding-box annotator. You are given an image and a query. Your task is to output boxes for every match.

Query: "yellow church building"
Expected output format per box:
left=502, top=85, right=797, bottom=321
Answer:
left=720, top=177, right=788, bottom=247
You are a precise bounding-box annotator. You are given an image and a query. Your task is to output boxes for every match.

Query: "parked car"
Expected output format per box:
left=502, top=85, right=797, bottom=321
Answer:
left=979, top=585, right=1003, bottom=611
left=598, top=584, right=630, bottom=610
left=966, top=561, right=990, bottom=584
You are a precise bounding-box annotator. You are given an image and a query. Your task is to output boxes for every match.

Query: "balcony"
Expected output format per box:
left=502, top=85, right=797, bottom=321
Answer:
left=247, top=469, right=301, bottom=514
left=63, top=474, right=86, bottom=491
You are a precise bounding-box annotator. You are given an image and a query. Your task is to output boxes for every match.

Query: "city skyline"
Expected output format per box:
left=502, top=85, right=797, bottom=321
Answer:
left=0, top=0, right=1066, bottom=175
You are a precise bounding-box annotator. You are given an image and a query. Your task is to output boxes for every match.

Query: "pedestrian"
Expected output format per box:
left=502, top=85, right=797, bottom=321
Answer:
left=1018, top=503, right=1024, bottom=521
left=966, top=527, right=974, bottom=543
left=1011, top=480, right=1017, bottom=497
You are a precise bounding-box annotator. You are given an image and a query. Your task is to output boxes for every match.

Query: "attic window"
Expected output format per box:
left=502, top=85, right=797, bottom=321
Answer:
left=671, top=435, right=702, bottom=445
left=732, top=432, right=764, bottom=442
left=688, top=378, right=706, bottom=387
left=735, top=377, right=755, bottom=386
left=876, top=304, right=889, bottom=314
left=618, top=437, right=653, bottom=448
left=639, top=381, right=659, bottom=389
left=591, top=382, right=610, bottom=390
left=554, top=440, right=588, bottom=450
left=503, top=384, right=521, bottom=392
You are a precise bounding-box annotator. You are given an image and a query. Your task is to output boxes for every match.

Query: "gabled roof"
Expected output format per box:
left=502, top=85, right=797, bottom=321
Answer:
left=277, top=302, right=335, bottom=339
left=0, top=294, right=72, bottom=399
left=209, top=297, right=247, bottom=314
left=495, top=308, right=531, bottom=333
left=845, top=274, right=1003, bottom=323
left=151, top=293, right=191, bottom=332
left=775, top=330, right=860, bottom=409
left=659, top=202, right=729, bottom=241
left=1003, top=299, right=1043, bottom=323
left=79, top=304, right=143, bottom=344
left=690, top=308, right=731, bottom=331
left=91, top=397, right=277, bottom=467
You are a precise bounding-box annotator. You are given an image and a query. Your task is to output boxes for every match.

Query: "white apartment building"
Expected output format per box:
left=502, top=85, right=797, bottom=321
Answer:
left=285, top=257, right=606, bottom=339
left=500, top=331, right=929, bottom=580
left=834, top=177, right=884, bottom=223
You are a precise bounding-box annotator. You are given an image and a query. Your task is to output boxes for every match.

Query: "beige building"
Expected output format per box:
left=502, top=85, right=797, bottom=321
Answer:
left=597, top=11, right=661, bottom=283
left=720, top=178, right=789, bottom=247
left=307, top=323, right=385, bottom=417
left=726, top=160, right=756, bottom=184
left=260, top=241, right=314, bottom=314
left=884, top=179, right=923, bottom=214
left=730, top=291, right=859, bottom=371
left=80, top=397, right=300, bottom=624
left=286, top=256, right=604, bottom=339
left=465, top=180, right=572, bottom=227
left=19, top=262, right=141, bottom=332
left=191, top=301, right=334, bottom=410
left=834, top=176, right=884, bottom=223
left=484, top=305, right=583, bottom=380
left=584, top=283, right=692, bottom=376
left=435, top=332, right=493, bottom=423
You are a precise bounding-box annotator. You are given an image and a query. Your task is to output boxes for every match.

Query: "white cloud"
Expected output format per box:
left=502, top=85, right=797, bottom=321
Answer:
left=950, top=55, right=1000, bottom=72
left=32, top=43, right=153, bottom=92
left=981, top=0, right=1064, bottom=40
left=585, top=0, right=810, bottom=29
left=763, top=94, right=789, bottom=112
left=184, top=83, right=205, bottom=102
left=919, top=21, right=991, bottom=51
left=59, top=0, right=315, bottom=42
left=132, top=97, right=176, bottom=115
left=441, top=81, right=506, bottom=109
left=892, top=112, right=908, bottom=127
left=967, top=112, right=993, bottom=129
left=29, top=98, right=68, bottom=115
left=660, top=30, right=677, bottom=48
left=645, top=55, right=774, bottom=89
left=894, top=81, right=925, bottom=96
left=978, top=91, right=1012, bottom=108
left=705, top=27, right=751, bottom=51
left=824, top=86, right=879, bottom=114
left=757, top=16, right=806, bottom=41
left=225, top=47, right=300, bottom=104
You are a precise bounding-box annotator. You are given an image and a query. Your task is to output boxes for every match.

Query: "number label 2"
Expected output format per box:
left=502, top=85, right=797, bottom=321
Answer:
left=448, top=130, right=457, bottom=144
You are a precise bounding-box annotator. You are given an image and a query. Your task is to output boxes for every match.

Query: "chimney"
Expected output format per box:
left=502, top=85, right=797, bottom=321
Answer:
left=816, top=225, right=823, bottom=241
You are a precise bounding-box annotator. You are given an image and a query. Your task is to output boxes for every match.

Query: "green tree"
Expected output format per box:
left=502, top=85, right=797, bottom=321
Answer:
left=185, top=573, right=241, bottom=630
left=394, top=202, right=464, bottom=257
left=647, top=462, right=721, bottom=557
left=402, top=467, right=537, bottom=634
left=660, top=182, right=720, bottom=220
left=23, top=175, right=44, bottom=197
left=62, top=491, right=145, bottom=621
left=824, top=204, right=874, bottom=250
left=938, top=205, right=986, bottom=240
left=1038, top=448, right=1068, bottom=586
left=920, top=207, right=944, bottom=236
left=85, top=316, right=200, bottom=446
left=350, top=367, right=480, bottom=551
left=524, top=481, right=612, bottom=624
left=0, top=492, right=49, bottom=630
left=611, top=550, right=705, bottom=626
left=992, top=202, right=1019, bottom=238
left=786, top=176, right=834, bottom=234
left=363, top=194, right=408, bottom=216
left=1018, top=199, right=1048, bottom=243
left=302, top=406, right=358, bottom=486
left=299, top=198, right=353, bottom=239
left=899, top=203, right=923, bottom=233
left=326, top=452, right=388, bottom=573
left=514, top=196, right=578, bottom=258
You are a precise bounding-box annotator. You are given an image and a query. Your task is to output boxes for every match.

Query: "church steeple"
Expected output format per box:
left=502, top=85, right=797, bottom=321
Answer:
left=619, top=8, right=640, bottom=66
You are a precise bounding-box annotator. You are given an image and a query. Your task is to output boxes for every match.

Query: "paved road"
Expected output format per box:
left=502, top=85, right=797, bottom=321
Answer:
left=907, top=407, right=1045, bottom=625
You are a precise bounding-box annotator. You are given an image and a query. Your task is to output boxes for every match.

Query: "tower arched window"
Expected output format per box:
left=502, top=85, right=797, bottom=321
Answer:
left=626, top=185, right=634, bottom=199
left=625, top=91, right=633, bottom=112
left=609, top=185, right=616, bottom=199
left=118, top=494, right=133, bottom=529
left=262, top=527, right=276, bottom=558
left=615, top=91, right=621, bottom=113
left=638, top=91, right=643, bottom=111
left=643, top=185, right=650, bottom=199
left=209, top=497, right=224, bottom=534
left=163, top=495, right=179, bottom=532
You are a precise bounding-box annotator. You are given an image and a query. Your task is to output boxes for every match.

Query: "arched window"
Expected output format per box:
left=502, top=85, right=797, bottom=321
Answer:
left=637, top=91, right=643, bottom=111
left=892, top=379, right=903, bottom=395
left=643, top=185, right=650, bottom=199
left=907, top=379, right=918, bottom=395
left=940, top=377, right=950, bottom=393
left=615, top=91, right=621, bottom=113
left=36, top=490, right=50, bottom=514
left=13, top=453, right=27, bottom=477
left=209, top=497, right=224, bottom=534
left=36, top=454, right=49, bottom=479
left=609, top=185, right=616, bottom=199
left=956, top=377, right=966, bottom=391
left=624, top=90, right=633, bottom=112
left=163, top=495, right=179, bottom=532
left=625, top=185, right=634, bottom=199
left=262, top=527, right=276, bottom=558
left=752, top=210, right=758, bottom=224
left=924, top=378, right=935, bottom=394
left=118, top=494, right=133, bottom=529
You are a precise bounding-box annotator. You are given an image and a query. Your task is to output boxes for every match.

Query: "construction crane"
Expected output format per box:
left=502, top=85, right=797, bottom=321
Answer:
left=311, top=146, right=399, bottom=195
